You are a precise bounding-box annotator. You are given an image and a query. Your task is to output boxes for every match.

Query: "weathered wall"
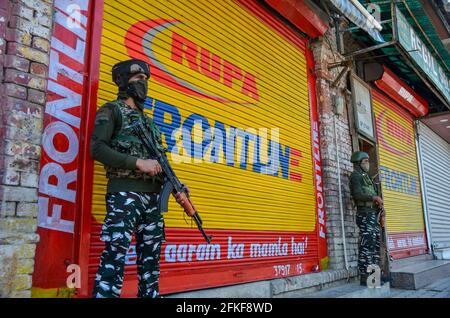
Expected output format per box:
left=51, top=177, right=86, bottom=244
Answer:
left=310, top=27, right=359, bottom=272
left=0, top=0, right=53, bottom=298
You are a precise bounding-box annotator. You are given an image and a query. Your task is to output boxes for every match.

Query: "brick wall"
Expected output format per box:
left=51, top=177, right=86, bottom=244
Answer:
left=310, top=28, right=359, bottom=272
left=0, top=0, right=53, bottom=298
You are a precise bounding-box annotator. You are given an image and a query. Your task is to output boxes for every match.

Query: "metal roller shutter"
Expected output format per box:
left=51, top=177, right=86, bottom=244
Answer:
left=85, top=0, right=323, bottom=296
left=417, top=122, right=450, bottom=252
left=373, top=90, right=427, bottom=259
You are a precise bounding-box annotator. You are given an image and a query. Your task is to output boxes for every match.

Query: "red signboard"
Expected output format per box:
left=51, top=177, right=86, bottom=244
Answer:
left=375, top=66, right=429, bottom=118
left=387, top=231, right=428, bottom=260
left=306, top=47, right=328, bottom=268
left=32, top=0, right=92, bottom=296
left=86, top=228, right=319, bottom=295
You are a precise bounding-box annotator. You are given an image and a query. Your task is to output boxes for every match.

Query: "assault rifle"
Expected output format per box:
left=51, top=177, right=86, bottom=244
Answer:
left=377, top=203, right=392, bottom=284
left=130, top=120, right=212, bottom=244
left=372, top=172, right=392, bottom=284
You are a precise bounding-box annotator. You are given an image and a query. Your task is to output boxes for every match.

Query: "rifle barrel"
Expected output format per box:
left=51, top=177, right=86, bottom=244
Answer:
left=193, top=213, right=212, bottom=244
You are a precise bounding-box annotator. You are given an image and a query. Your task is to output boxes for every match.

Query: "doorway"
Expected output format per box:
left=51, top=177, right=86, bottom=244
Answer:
left=358, top=137, right=391, bottom=280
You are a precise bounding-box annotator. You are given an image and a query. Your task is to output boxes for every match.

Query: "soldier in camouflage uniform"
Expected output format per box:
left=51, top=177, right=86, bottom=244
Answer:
left=349, top=151, right=385, bottom=286
left=90, top=59, right=174, bottom=298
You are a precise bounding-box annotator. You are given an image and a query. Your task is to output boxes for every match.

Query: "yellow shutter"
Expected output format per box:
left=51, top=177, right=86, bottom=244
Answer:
left=88, top=0, right=321, bottom=294
left=373, top=90, right=427, bottom=258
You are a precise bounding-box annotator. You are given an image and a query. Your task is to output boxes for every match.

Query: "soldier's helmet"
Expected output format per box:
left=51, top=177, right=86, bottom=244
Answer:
left=111, top=59, right=150, bottom=90
left=350, top=151, right=369, bottom=163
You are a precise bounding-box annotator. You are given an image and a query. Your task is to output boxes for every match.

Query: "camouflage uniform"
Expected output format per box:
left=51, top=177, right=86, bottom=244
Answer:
left=91, top=99, right=166, bottom=298
left=93, top=192, right=165, bottom=298
left=350, top=167, right=381, bottom=275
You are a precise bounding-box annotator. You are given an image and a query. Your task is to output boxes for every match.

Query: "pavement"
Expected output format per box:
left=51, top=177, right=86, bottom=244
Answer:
left=389, top=276, right=450, bottom=298
left=299, top=276, right=450, bottom=298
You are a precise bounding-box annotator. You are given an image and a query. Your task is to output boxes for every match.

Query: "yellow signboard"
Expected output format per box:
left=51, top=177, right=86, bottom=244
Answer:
left=92, top=0, right=317, bottom=232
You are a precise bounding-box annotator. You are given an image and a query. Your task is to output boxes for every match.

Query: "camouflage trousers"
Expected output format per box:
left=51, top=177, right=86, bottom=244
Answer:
left=92, top=192, right=165, bottom=298
left=356, top=208, right=381, bottom=274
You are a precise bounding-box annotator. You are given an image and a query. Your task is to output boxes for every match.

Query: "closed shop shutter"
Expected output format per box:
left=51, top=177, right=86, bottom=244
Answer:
left=373, top=90, right=427, bottom=259
left=417, top=122, right=450, bottom=251
left=83, top=0, right=325, bottom=296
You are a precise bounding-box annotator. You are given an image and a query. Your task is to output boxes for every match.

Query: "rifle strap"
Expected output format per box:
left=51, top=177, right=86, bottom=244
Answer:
left=138, top=114, right=166, bottom=154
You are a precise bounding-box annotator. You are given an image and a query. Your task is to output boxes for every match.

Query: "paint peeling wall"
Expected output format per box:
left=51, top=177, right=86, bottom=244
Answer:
left=0, top=0, right=53, bottom=298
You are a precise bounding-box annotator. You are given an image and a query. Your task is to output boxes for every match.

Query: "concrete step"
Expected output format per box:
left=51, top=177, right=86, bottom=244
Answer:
left=422, top=277, right=450, bottom=292
left=389, top=277, right=450, bottom=298
left=302, top=282, right=390, bottom=298
left=434, top=247, right=450, bottom=260
left=390, top=259, right=450, bottom=290
left=391, top=254, right=433, bottom=269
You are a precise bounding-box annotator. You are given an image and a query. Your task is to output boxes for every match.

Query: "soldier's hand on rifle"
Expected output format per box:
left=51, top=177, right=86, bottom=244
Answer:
left=372, top=196, right=383, bottom=206
left=136, top=159, right=162, bottom=176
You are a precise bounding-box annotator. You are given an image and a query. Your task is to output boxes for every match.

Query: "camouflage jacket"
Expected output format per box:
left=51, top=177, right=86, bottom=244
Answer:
left=349, top=168, right=378, bottom=207
left=90, top=99, right=164, bottom=193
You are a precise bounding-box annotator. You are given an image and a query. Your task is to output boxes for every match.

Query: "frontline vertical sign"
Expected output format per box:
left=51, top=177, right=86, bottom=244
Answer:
left=32, top=0, right=91, bottom=296
left=396, top=5, right=450, bottom=105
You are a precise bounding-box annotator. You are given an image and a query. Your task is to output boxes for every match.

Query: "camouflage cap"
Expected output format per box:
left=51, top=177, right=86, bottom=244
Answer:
left=111, top=59, right=150, bottom=89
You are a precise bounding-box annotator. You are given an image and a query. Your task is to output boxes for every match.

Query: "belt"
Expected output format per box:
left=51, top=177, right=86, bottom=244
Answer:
left=356, top=201, right=376, bottom=209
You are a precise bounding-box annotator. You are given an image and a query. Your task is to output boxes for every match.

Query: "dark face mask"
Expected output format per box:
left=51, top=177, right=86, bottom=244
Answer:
left=126, top=79, right=148, bottom=110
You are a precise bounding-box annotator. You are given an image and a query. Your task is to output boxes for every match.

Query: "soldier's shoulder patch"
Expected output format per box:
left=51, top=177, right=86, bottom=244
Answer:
left=95, top=117, right=109, bottom=126
left=95, top=105, right=113, bottom=125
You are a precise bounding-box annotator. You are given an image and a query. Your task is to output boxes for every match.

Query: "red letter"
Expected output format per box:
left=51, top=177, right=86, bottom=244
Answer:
left=200, top=48, right=221, bottom=81
left=171, top=32, right=199, bottom=71
left=223, top=60, right=242, bottom=88
left=290, top=148, right=302, bottom=182
left=241, top=72, right=259, bottom=101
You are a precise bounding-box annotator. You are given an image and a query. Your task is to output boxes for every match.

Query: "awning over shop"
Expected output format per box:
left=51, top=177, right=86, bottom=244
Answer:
left=348, top=1, right=450, bottom=114
left=374, top=66, right=429, bottom=117
left=265, top=0, right=329, bottom=38
left=420, top=112, right=450, bottom=143
left=328, top=0, right=385, bottom=42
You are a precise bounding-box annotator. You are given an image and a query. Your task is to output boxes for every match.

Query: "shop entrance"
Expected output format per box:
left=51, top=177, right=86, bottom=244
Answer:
left=359, top=138, right=379, bottom=182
